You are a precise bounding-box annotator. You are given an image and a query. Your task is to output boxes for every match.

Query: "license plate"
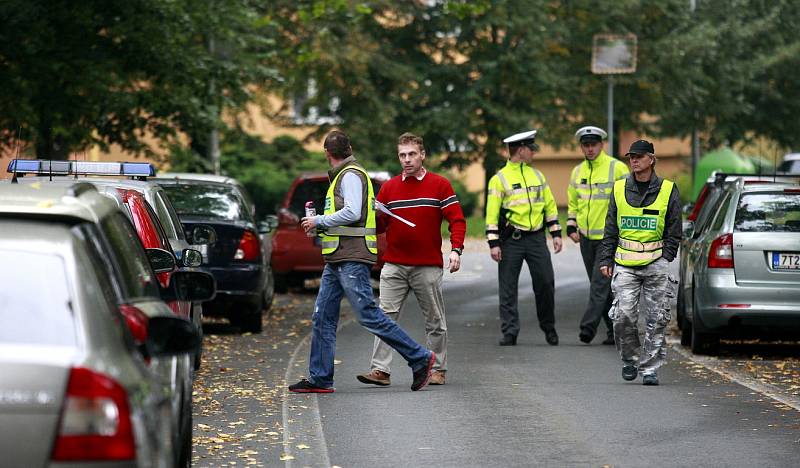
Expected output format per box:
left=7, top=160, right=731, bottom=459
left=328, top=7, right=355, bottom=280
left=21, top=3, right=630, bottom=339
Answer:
left=772, top=252, right=800, bottom=270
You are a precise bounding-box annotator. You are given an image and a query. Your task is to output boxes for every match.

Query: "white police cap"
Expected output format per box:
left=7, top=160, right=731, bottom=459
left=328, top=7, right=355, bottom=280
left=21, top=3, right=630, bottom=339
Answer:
left=503, top=129, right=538, bottom=145
left=575, top=126, right=608, bottom=142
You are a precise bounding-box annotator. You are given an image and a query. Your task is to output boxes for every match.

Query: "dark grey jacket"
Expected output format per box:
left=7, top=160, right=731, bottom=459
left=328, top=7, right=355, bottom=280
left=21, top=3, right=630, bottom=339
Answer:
left=598, top=172, right=682, bottom=268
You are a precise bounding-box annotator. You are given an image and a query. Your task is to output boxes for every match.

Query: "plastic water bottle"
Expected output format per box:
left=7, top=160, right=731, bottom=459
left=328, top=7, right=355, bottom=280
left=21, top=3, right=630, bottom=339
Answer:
left=304, top=201, right=316, bottom=237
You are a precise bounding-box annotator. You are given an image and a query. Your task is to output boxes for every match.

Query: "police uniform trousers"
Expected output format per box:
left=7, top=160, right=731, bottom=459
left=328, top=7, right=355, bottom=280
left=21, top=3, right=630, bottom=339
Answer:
left=578, top=236, right=614, bottom=340
left=498, top=229, right=556, bottom=338
left=609, top=258, right=677, bottom=375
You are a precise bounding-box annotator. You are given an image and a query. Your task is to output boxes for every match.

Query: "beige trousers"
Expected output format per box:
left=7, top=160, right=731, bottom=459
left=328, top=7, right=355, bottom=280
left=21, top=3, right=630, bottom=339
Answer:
left=370, top=262, right=447, bottom=373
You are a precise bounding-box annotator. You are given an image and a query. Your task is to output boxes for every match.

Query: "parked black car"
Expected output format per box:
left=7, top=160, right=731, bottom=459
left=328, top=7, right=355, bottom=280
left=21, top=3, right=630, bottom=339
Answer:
left=154, top=176, right=274, bottom=333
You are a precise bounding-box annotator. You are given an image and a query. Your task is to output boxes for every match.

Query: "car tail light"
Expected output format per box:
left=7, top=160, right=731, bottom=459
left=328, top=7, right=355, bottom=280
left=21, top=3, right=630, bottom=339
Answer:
left=784, top=188, right=800, bottom=193
left=51, top=367, right=135, bottom=461
left=119, top=304, right=149, bottom=344
left=719, top=303, right=751, bottom=308
left=235, top=230, right=260, bottom=261
left=688, top=185, right=709, bottom=221
left=708, top=233, right=734, bottom=268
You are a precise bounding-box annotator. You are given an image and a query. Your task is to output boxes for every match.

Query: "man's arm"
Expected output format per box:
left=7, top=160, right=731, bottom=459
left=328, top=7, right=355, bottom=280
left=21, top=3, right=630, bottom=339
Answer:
left=316, top=172, right=362, bottom=228
left=485, top=176, right=503, bottom=249
left=661, top=184, right=683, bottom=262
left=598, top=193, right=619, bottom=268
left=566, top=165, right=580, bottom=241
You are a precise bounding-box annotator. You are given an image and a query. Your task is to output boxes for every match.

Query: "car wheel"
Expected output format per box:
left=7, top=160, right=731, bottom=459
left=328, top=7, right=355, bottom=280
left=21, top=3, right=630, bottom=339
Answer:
left=680, top=312, right=692, bottom=346
left=690, top=294, right=718, bottom=355
left=263, top=270, right=275, bottom=314
left=676, top=280, right=685, bottom=328
left=177, top=406, right=192, bottom=467
left=274, top=273, right=289, bottom=294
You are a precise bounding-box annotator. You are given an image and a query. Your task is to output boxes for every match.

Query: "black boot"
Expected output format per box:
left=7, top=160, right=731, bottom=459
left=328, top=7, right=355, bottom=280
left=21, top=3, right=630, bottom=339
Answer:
left=499, top=335, right=517, bottom=346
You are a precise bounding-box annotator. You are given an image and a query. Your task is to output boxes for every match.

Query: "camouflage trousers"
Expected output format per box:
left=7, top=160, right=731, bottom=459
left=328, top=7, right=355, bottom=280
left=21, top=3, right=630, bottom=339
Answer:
left=608, top=258, right=678, bottom=375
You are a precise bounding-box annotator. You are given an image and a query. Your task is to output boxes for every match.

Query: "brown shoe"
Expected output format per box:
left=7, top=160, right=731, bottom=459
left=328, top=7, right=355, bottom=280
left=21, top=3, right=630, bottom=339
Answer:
left=356, top=369, right=390, bottom=386
left=429, top=370, right=446, bottom=385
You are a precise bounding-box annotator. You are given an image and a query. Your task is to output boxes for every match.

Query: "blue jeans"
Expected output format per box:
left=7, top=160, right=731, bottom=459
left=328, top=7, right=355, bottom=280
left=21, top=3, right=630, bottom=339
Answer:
left=308, top=262, right=431, bottom=388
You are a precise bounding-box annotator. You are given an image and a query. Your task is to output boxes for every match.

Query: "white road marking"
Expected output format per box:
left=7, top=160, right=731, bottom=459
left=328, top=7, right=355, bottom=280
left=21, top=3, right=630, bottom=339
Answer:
left=668, top=337, right=800, bottom=412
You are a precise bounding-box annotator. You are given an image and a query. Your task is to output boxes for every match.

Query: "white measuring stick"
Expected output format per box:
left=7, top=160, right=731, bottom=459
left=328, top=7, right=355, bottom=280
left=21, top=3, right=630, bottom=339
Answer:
left=375, top=200, right=416, bottom=227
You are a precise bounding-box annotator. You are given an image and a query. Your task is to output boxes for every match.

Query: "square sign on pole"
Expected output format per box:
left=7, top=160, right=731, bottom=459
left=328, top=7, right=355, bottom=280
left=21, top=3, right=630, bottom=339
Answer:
left=591, top=34, right=637, bottom=155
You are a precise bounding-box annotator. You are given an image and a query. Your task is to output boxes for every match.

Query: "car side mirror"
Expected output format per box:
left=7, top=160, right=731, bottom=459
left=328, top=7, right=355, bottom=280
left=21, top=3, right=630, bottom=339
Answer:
left=162, top=270, right=216, bottom=302
left=146, top=248, right=176, bottom=273
left=188, top=224, right=217, bottom=245
left=147, top=316, right=201, bottom=356
left=257, top=221, right=271, bottom=234
left=181, top=248, right=203, bottom=267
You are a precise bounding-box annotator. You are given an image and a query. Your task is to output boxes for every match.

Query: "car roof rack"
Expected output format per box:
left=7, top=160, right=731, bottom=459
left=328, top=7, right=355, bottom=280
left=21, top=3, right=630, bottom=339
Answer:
left=7, top=159, right=156, bottom=181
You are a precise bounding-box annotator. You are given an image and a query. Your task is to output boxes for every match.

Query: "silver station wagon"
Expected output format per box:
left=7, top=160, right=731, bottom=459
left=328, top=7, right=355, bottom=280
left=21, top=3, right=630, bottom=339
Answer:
left=0, top=184, right=202, bottom=467
left=680, top=180, right=800, bottom=354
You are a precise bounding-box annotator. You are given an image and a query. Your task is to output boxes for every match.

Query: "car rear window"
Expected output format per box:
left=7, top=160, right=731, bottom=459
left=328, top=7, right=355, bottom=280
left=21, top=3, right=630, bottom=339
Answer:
left=734, top=192, right=800, bottom=232
left=161, top=183, right=248, bottom=222
left=0, top=250, right=76, bottom=346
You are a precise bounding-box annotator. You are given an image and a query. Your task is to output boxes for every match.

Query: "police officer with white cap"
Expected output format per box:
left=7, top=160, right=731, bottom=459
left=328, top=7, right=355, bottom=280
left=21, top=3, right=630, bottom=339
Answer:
left=485, top=130, right=562, bottom=346
left=567, top=126, right=629, bottom=345
left=598, top=139, right=681, bottom=386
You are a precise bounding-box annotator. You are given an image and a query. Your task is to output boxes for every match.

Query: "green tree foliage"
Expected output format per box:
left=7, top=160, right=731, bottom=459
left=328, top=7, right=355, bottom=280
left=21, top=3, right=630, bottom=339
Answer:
left=0, top=0, right=272, bottom=159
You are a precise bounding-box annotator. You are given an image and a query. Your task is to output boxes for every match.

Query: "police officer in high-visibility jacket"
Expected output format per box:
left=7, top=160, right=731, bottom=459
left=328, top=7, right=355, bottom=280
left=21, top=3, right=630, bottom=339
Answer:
left=598, top=139, right=681, bottom=386
left=567, top=126, right=629, bottom=345
left=486, top=130, right=562, bottom=347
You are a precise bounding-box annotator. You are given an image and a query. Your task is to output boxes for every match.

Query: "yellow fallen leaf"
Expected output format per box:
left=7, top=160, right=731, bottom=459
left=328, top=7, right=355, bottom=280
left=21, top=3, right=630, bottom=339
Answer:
left=197, top=424, right=212, bottom=431
left=296, top=444, right=310, bottom=450
left=333, top=359, right=342, bottom=365
left=280, top=454, right=295, bottom=461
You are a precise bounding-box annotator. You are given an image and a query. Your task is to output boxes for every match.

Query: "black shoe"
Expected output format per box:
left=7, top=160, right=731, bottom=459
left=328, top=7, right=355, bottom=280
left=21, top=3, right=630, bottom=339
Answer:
left=411, top=352, right=436, bottom=391
left=578, top=331, right=593, bottom=344
left=642, top=374, right=659, bottom=386
left=545, top=330, right=559, bottom=346
left=622, top=364, right=638, bottom=381
left=499, top=335, right=517, bottom=346
left=288, top=378, right=334, bottom=393
left=602, top=336, right=615, bottom=345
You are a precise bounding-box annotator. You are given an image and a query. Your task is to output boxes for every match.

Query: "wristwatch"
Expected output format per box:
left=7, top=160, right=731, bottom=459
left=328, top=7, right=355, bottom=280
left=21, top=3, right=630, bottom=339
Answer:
left=451, top=247, right=463, bottom=256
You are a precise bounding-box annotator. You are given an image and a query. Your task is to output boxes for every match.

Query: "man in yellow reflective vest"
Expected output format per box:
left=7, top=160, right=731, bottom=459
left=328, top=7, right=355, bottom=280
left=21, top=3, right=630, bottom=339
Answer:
left=598, top=139, right=681, bottom=386
left=485, top=129, right=562, bottom=346
left=567, top=126, right=629, bottom=345
left=288, top=130, right=435, bottom=393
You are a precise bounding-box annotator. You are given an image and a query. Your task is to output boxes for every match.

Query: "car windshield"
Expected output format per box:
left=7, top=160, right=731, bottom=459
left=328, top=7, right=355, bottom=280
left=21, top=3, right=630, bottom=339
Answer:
left=0, top=250, right=76, bottom=346
left=734, top=191, right=800, bottom=232
left=162, top=183, right=247, bottom=221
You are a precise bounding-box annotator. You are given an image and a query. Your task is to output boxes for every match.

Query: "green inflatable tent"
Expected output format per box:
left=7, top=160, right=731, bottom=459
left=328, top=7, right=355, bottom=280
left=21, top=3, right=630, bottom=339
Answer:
left=692, top=148, right=756, bottom=200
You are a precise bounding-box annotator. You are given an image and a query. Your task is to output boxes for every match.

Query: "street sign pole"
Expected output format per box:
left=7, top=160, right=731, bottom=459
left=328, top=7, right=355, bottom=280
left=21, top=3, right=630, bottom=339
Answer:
left=592, top=34, right=637, bottom=156
left=607, top=76, right=614, bottom=155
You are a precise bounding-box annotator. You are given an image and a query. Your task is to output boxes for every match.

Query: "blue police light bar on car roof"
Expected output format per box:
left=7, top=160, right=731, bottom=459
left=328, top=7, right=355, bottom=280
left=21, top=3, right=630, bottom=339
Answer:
left=7, top=159, right=156, bottom=177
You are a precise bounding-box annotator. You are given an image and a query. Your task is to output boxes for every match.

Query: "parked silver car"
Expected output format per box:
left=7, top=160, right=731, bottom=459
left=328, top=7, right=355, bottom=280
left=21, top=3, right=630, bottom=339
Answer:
left=0, top=181, right=213, bottom=466
left=0, top=188, right=200, bottom=467
left=680, top=180, right=800, bottom=354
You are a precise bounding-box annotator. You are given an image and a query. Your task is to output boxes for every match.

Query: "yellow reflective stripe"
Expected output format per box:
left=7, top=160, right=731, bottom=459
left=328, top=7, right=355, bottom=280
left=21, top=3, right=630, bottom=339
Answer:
left=615, top=250, right=663, bottom=261
left=549, top=225, right=561, bottom=233
left=577, top=192, right=611, bottom=200
left=325, top=226, right=376, bottom=236
left=509, top=188, right=529, bottom=196
left=567, top=219, right=578, bottom=227
left=504, top=198, right=542, bottom=208
left=488, top=189, right=504, bottom=197
left=366, top=240, right=378, bottom=249
left=618, top=238, right=664, bottom=252
left=545, top=215, right=558, bottom=222
left=321, top=241, right=338, bottom=249
left=580, top=228, right=605, bottom=237
left=497, top=172, right=511, bottom=192
left=486, top=224, right=499, bottom=230
left=608, top=160, right=618, bottom=182
left=487, top=233, right=500, bottom=240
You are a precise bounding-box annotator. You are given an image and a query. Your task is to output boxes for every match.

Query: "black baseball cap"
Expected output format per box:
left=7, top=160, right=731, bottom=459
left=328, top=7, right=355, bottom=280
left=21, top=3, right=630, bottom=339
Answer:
left=625, top=139, right=655, bottom=156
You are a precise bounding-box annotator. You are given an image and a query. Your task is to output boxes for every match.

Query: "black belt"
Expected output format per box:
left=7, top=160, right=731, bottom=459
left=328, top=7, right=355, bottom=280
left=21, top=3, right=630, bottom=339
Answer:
left=510, top=228, right=543, bottom=240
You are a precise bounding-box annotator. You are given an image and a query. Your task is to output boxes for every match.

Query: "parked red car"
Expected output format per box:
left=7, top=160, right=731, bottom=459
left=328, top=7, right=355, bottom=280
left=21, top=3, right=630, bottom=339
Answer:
left=271, top=172, right=389, bottom=292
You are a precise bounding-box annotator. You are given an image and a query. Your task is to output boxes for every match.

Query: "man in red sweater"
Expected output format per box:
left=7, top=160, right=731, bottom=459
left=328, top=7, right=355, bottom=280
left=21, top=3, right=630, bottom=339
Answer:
left=357, top=132, right=466, bottom=386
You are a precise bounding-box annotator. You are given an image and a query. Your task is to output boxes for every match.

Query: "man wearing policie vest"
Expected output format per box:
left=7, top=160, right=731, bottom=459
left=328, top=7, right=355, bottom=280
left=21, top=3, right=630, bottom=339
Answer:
left=567, top=126, right=629, bottom=345
left=288, top=130, right=435, bottom=393
left=486, top=129, right=562, bottom=347
left=598, top=139, right=681, bottom=386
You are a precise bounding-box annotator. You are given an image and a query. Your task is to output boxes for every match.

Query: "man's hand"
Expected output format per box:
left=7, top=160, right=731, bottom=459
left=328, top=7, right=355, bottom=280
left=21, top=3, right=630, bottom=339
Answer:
left=300, top=216, right=317, bottom=234
left=552, top=236, right=563, bottom=254
left=447, top=251, right=461, bottom=273
left=490, top=246, right=502, bottom=263
left=600, top=265, right=613, bottom=278
left=568, top=232, right=580, bottom=243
